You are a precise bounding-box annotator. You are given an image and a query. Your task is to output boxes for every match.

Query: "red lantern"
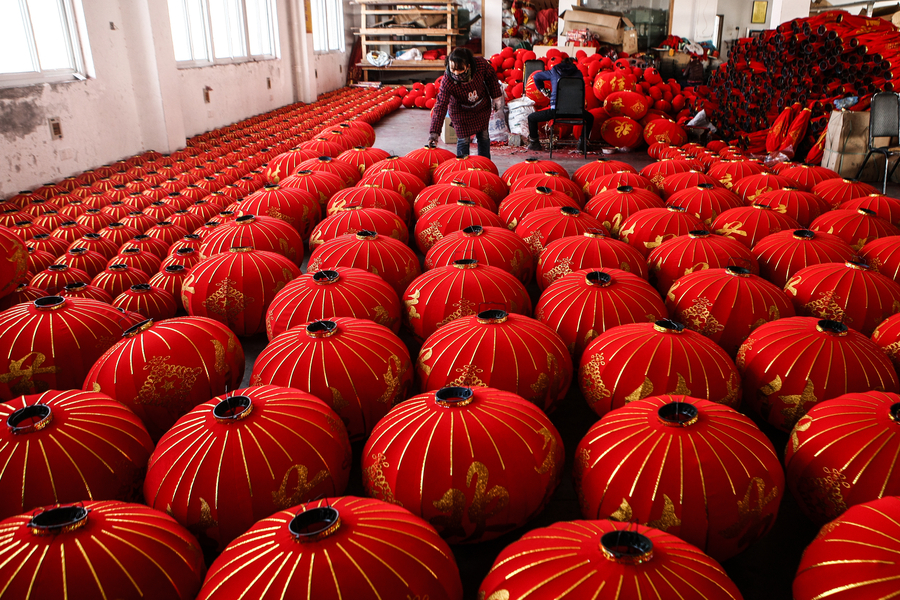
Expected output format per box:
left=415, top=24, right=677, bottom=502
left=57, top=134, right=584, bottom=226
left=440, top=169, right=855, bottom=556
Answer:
left=30, top=264, right=93, bottom=295
left=536, top=230, right=649, bottom=291
left=307, top=230, right=420, bottom=297
left=58, top=280, right=113, bottom=303
left=586, top=171, right=656, bottom=196
left=251, top=317, right=412, bottom=441
left=334, top=146, right=392, bottom=178
left=810, top=208, right=900, bottom=251
left=413, top=200, right=504, bottom=253
left=667, top=183, right=744, bottom=226
left=0, top=296, right=127, bottom=400
left=84, top=316, right=244, bottom=440
left=426, top=224, right=534, bottom=285
left=0, top=390, right=152, bottom=519
left=148, top=264, right=190, bottom=299
left=326, top=185, right=410, bottom=223
left=69, top=231, right=121, bottom=259
left=298, top=137, right=344, bottom=157
left=643, top=118, right=689, bottom=146
left=91, top=263, right=150, bottom=298
left=182, top=247, right=300, bottom=336
left=403, top=259, right=532, bottom=342
left=295, top=156, right=361, bottom=187
left=648, top=230, right=759, bottom=294
left=0, top=226, right=27, bottom=298
left=501, top=157, right=570, bottom=187
left=711, top=204, right=802, bottom=249
left=161, top=246, right=201, bottom=270
left=0, top=282, right=46, bottom=310
left=263, top=148, right=318, bottom=183
left=198, top=214, right=304, bottom=267
left=707, top=160, right=766, bottom=189
left=0, top=501, right=205, bottom=600
left=786, top=391, right=900, bottom=525
left=794, top=496, right=900, bottom=600
left=537, top=268, right=666, bottom=358
left=110, top=247, right=162, bottom=275
left=266, top=267, right=400, bottom=338
left=585, top=184, right=665, bottom=237
left=416, top=309, right=572, bottom=412
left=784, top=260, right=900, bottom=335
left=358, top=169, right=426, bottom=205
left=515, top=206, right=607, bottom=257
left=405, top=144, right=455, bottom=176
left=479, top=520, right=741, bottom=600
left=98, top=221, right=142, bottom=246
left=667, top=266, right=795, bottom=357
left=752, top=228, right=855, bottom=288
left=730, top=172, right=795, bottom=204
left=737, top=317, right=899, bottom=432
left=120, top=232, right=171, bottom=258
left=873, top=312, right=900, bottom=372
left=435, top=168, right=508, bottom=205
left=840, top=194, right=900, bottom=227
left=365, top=154, right=431, bottom=185
left=811, top=177, right=880, bottom=208
left=362, top=385, right=563, bottom=543
left=755, top=187, right=828, bottom=227
left=414, top=181, right=497, bottom=217
left=197, top=497, right=462, bottom=600
left=781, top=164, right=839, bottom=191
left=572, top=158, right=637, bottom=193
left=640, top=159, right=701, bottom=195
left=510, top=171, right=584, bottom=204
left=112, top=283, right=178, bottom=321
left=619, top=206, right=705, bottom=258
left=498, top=186, right=578, bottom=230
left=660, top=170, right=721, bottom=199
left=144, top=385, right=351, bottom=553
left=574, top=396, right=783, bottom=562
left=600, top=115, right=643, bottom=148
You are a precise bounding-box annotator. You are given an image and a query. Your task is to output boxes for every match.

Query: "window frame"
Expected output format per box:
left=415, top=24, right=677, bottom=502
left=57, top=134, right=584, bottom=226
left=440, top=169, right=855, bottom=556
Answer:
left=0, top=0, right=88, bottom=88
left=170, top=0, right=280, bottom=69
left=310, top=0, right=345, bottom=54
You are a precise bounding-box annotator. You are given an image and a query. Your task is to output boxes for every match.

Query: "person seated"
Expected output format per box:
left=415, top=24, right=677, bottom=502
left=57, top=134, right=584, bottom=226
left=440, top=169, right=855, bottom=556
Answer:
left=527, top=57, right=594, bottom=152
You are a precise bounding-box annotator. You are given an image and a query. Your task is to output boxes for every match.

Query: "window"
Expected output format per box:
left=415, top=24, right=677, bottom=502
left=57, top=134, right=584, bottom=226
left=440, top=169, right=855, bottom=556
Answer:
left=311, top=0, right=345, bottom=53
left=0, top=0, right=88, bottom=86
left=167, top=0, right=278, bottom=66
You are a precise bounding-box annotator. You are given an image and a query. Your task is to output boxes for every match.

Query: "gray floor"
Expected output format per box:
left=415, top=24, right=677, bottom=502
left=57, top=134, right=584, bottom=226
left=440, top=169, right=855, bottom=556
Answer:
left=237, top=107, right=900, bottom=600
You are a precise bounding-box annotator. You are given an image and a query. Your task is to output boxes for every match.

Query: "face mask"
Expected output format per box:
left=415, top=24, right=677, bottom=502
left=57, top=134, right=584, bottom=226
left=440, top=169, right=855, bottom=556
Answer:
left=448, top=64, right=471, bottom=83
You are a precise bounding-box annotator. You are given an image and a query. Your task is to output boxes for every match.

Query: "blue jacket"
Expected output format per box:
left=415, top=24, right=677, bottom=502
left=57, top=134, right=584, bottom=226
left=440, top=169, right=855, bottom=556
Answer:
left=532, top=62, right=581, bottom=110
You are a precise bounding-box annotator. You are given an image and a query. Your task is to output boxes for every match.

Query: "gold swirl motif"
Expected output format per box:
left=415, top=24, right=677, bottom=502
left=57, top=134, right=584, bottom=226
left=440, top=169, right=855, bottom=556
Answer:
left=603, top=213, right=624, bottom=236
left=8, top=244, right=26, bottom=283
left=647, top=495, right=682, bottom=532
left=418, top=220, right=444, bottom=249
left=678, top=297, right=725, bottom=335
left=784, top=275, right=802, bottom=296
left=431, top=488, right=467, bottom=540
left=431, top=461, right=510, bottom=542
left=609, top=497, right=633, bottom=522
left=0, top=352, right=60, bottom=396
left=437, top=298, right=477, bottom=328
left=134, top=356, right=202, bottom=406
left=618, top=222, right=636, bottom=241
left=535, top=427, right=559, bottom=476
left=779, top=379, right=818, bottom=430
left=329, top=386, right=350, bottom=412
left=791, top=415, right=813, bottom=453
left=751, top=305, right=781, bottom=331
left=265, top=206, right=295, bottom=225
left=882, top=339, right=900, bottom=364
left=542, top=256, right=574, bottom=286
left=277, top=238, right=297, bottom=261
left=736, top=338, right=754, bottom=370
left=372, top=305, right=393, bottom=328
left=203, top=278, right=252, bottom=319
left=325, top=414, right=352, bottom=470
left=249, top=373, right=264, bottom=386
left=723, top=372, right=740, bottom=406
left=364, top=452, right=402, bottom=506
left=719, top=173, right=734, bottom=189
left=405, top=289, right=421, bottom=320
left=581, top=354, right=612, bottom=408
left=624, top=373, right=691, bottom=404
left=531, top=354, right=562, bottom=401
left=273, top=267, right=295, bottom=295
left=416, top=346, right=433, bottom=377
left=212, top=339, right=226, bottom=376
left=715, top=221, right=747, bottom=238
left=720, top=477, right=779, bottom=547
left=797, top=466, right=850, bottom=522
left=375, top=355, right=407, bottom=405
left=804, top=289, right=847, bottom=324
left=509, top=249, right=527, bottom=278
left=815, top=519, right=841, bottom=540
left=271, top=464, right=330, bottom=510
left=197, top=497, right=218, bottom=534
left=399, top=262, right=418, bottom=288
left=449, top=364, right=488, bottom=388
left=90, top=382, right=101, bottom=393
left=574, top=448, right=590, bottom=508
left=307, top=256, right=323, bottom=272
left=644, top=233, right=676, bottom=251
left=523, top=229, right=545, bottom=257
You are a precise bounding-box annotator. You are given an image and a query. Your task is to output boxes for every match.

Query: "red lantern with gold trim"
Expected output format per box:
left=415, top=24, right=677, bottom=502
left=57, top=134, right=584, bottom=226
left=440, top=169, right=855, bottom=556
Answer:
left=711, top=204, right=802, bottom=249
left=479, top=520, right=741, bottom=600
left=110, top=247, right=161, bottom=275
left=574, top=395, right=783, bottom=562
left=640, top=159, right=701, bottom=195
left=619, top=206, right=705, bottom=258
left=873, top=312, right=900, bottom=373
left=0, top=500, right=205, bottom=600
left=30, top=264, right=92, bottom=295
left=238, top=184, right=322, bottom=239
left=326, top=185, right=411, bottom=223
left=737, top=317, right=899, bottom=432
left=660, top=170, right=721, bottom=199
left=643, top=118, right=688, bottom=146
left=83, top=316, right=244, bottom=440
left=161, top=246, right=201, bottom=270
left=840, top=194, right=900, bottom=227
left=731, top=173, right=795, bottom=204
left=362, top=385, right=563, bottom=543
left=148, top=264, right=189, bottom=299
left=754, top=188, right=828, bottom=228
left=403, top=259, right=531, bottom=343
left=786, top=391, right=900, bottom=525
left=266, top=267, right=401, bottom=339
left=781, top=164, right=839, bottom=191
left=295, top=156, right=361, bottom=187
left=435, top=168, right=508, bottom=205
left=413, top=200, right=504, bottom=253
left=144, top=385, right=351, bottom=553
left=810, top=208, right=900, bottom=251
left=298, top=137, right=344, bottom=158
left=752, top=229, right=856, bottom=288
left=404, top=145, right=455, bottom=177
left=707, top=160, right=767, bottom=190
left=536, top=231, right=649, bottom=290
left=498, top=185, right=578, bottom=230
left=120, top=233, right=171, bottom=259
left=197, top=497, right=462, bottom=600
left=91, top=263, right=150, bottom=298
left=182, top=246, right=300, bottom=336
left=425, top=225, right=534, bottom=285
left=667, top=183, right=744, bottom=226
left=537, top=268, right=666, bottom=358
left=416, top=309, right=572, bottom=412
left=794, top=496, right=900, bottom=600
left=585, top=184, right=665, bottom=238
left=0, top=225, right=27, bottom=298
left=309, top=207, right=409, bottom=247
left=26, top=246, right=55, bottom=276
left=366, top=154, right=432, bottom=185
left=784, top=260, right=900, bottom=336
left=648, top=230, right=759, bottom=295
left=811, top=178, right=879, bottom=208
left=113, top=283, right=178, bottom=321
left=572, top=159, right=637, bottom=193
left=263, top=147, right=319, bottom=183
left=0, top=282, right=46, bottom=310
left=198, top=214, right=304, bottom=267
left=600, top=115, right=642, bottom=149
left=279, top=169, right=345, bottom=211
left=0, top=296, right=127, bottom=400
left=510, top=171, right=584, bottom=204
left=358, top=169, right=426, bottom=205
left=586, top=171, right=656, bottom=196
left=515, top=206, right=607, bottom=258
left=415, top=181, right=497, bottom=217
left=250, top=317, right=412, bottom=441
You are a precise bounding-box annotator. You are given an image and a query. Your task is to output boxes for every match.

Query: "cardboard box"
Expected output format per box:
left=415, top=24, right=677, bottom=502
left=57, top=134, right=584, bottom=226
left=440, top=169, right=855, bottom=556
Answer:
left=821, top=110, right=895, bottom=182
left=441, top=116, right=457, bottom=144
left=559, top=8, right=638, bottom=54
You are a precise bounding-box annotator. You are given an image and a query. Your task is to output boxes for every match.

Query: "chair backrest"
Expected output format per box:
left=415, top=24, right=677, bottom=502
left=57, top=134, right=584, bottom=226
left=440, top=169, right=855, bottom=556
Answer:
left=869, top=91, right=900, bottom=143
left=523, top=59, right=544, bottom=85
left=555, top=77, right=585, bottom=116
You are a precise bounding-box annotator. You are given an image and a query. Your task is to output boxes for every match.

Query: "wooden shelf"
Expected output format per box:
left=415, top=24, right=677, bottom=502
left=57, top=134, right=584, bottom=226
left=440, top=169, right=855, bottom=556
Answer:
left=356, top=59, right=447, bottom=71
left=359, top=27, right=459, bottom=36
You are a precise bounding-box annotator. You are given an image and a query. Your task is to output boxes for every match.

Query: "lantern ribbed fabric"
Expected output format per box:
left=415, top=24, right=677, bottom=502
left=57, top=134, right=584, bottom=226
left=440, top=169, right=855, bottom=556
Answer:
left=585, top=185, right=665, bottom=237
left=587, top=171, right=656, bottom=197
left=784, top=261, right=900, bottom=335
left=640, top=159, right=701, bottom=195
left=811, top=178, right=879, bottom=209
left=536, top=231, right=649, bottom=291
left=434, top=154, right=499, bottom=179
left=144, top=385, right=351, bottom=553
left=755, top=188, right=827, bottom=228
left=572, top=159, right=638, bottom=194
left=337, top=146, right=391, bottom=177
left=198, top=214, right=304, bottom=267
left=416, top=310, right=572, bottom=413
left=780, top=165, right=839, bottom=191
left=666, top=183, right=744, bottom=226
left=498, top=186, right=579, bottom=230
left=515, top=206, right=607, bottom=258
left=648, top=230, right=759, bottom=295
left=752, top=229, right=856, bottom=288
left=0, top=226, right=27, bottom=298
left=659, top=171, right=720, bottom=199
left=112, top=247, right=162, bottom=276
left=435, top=168, right=508, bottom=204
left=810, top=208, right=900, bottom=251
left=785, top=391, right=900, bottom=525
left=425, top=225, right=534, bottom=285
left=872, top=313, right=900, bottom=373
left=0, top=283, right=46, bottom=310
left=574, top=396, right=783, bottom=562
left=362, top=386, right=563, bottom=543
left=667, top=266, right=796, bottom=357
left=712, top=204, right=802, bottom=249
left=112, top=283, right=178, bottom=321
left=182, top=247, right=301, bottom=336
left=708, top=160, right=766, bottom=190
left=479, top=519, right=742, bottom=600
left=358, top=169, right=426, bottom=205
left=306, top=230, right=420, bottom=297
left=793, top=496, right=900, bottom=600
left=403, top=260, right=531, bottom=343
left=414, top=181, right=497, bottom=217
left=295, top=156, right=362, bottom=187
left=91, top=263, right=150, bottom=298
left=309, top=207, right=409, bottom=247
left=280, top=169, right=346, bottom=210
left=266, top=267, right=401, bottom=339
left=83, top=316, right=243, bottom=437
left=366, top=155, right=432, bottom=185
left=59, top=280, right=114, bottom=303
left=737, top=317, right=900, bottom=432
left=237, top=185, right=322, bottom=239
left=250, top=317, right=412, bottom=441
left=197, top=497, right=463, bottom=600
left=841, top=194, right=900, bottom=227
left=0, top=390, right=152, bottom=520
left=413, top=200, right=505, bottom=253
left=0, top=500, right=205, bottom=600
left=0, top=296, right=127, bottom=400
left=537, top=268, right=667, bottom=359
left=326, top=185, right=411, bottom=223
left=148, top=264, right=189, bottom=298
left=30, top=264, right=91, bottom=295
left=580, top=319, right=741, bottom=417
left=510, top=171, right=584, bottom=204
left=730, top=173, right=795, bottom=204
left=619, top=206, right=706, bottom=258
left=161, top=247, right=201, bottom=270
left=263, top=148, right=319, bottom=183
left=405, top=144, right=455, bottom=176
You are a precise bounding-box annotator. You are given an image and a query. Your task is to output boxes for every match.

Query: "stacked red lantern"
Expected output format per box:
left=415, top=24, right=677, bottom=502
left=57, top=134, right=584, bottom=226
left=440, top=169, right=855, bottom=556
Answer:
left=425, top=225, right=535, bottom=285
left=536, top=231, right=649, bottom=290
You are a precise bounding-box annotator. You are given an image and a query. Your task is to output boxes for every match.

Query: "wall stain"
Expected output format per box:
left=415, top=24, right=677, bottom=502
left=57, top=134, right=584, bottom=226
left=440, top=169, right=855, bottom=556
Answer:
left=0, top=85, right=46, bottom=141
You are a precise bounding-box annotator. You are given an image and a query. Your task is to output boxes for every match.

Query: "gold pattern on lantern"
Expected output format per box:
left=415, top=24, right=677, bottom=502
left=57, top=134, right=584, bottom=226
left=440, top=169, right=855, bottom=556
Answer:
left=273, top=268, right=295, bottom=295
left=785, top=275, right=802, bottom=296
left=715, top=221, right=747, bottom=238
left=203, top=278, right=252, bottom=319
left=603, top=213, right=625, bottom=236
left=779, top=379, right=818, bottom=429
left=211, top=332, right=239, bottom=377
left=510, top=249, right=526, bottom=275
left=618, top=222, right=636, bottom=240
left=531, top=354, right=562, bottom=400
left=418, top=221, right=444, bottom=248
left=720, top=477, right=779, bottom=546
left=535, top=427, right=559, bottom=476
left=373, top=305, right=393, bottom=327
left=791, top=415, right=812, bottom=453
left=438, top=298, right=477, bottom=328
left=431, top=461, right=511, bottom=541
left=449, top=364, right=488, bottom=388
left=0, top=352, right=60, bottom=396
left=271, top=464, right=330, bottom=509
left=405, top=289, right=421, bottom=320
left=363, top=452, right=402, bottom=506
left=574, top=448, right=590, bottom=507
left=724, top=373, right=740, bottom=406
left=329, top=387, right=349, bottom=412
left=609, top=497, right=633, bottom=521
left=416, top=346, right=433, bottom=376
left=197, top=497, right=218, bottom=533
left=181, top=273, right=196, bottom=296
left=523, top=229, right=545, bottom=256
left=678, top=297, right=725, bottom=335
left=624, top=374, right=692, bottom=404
left=719, top=173, right=734, bottom=189
left=804, top=290, right=846, bottom=323
left=736, top=338, right=754, bottom=370
left=542, top=256, right=574, bottom=286
left=375, top=355, right=407, bottom=405
left=134, top=356, right=202, bottom=405
left=648, top=495, right=682, bottom=532
left=581, top=354, right=612, bottom=407
left=798, top=467, right=850, bottom=519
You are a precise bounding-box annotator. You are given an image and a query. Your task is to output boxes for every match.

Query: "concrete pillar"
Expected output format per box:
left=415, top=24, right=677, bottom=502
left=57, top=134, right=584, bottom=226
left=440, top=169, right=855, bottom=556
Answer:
left=670, top=0, right=718, bottom=41
left=769, top=0, right=810, bottom=26
left=286, top=0, right=316, bottom=103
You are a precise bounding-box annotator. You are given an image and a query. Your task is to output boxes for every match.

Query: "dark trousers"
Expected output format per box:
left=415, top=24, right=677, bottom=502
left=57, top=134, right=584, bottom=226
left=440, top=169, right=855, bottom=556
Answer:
left=457, top=129, right=491, bottom=159
left=528, top=108, right=595, bottom=142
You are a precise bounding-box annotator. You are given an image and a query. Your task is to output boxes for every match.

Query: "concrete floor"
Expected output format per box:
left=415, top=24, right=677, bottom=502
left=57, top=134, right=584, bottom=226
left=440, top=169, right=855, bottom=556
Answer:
left=236, top=106, right=900, bottom=600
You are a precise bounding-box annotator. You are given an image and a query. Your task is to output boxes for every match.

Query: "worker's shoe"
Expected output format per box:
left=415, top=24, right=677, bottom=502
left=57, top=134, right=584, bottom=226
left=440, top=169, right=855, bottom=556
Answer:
left=577, top=138, right=588, bottom=153
left=527, top=139, right=542, bottom=151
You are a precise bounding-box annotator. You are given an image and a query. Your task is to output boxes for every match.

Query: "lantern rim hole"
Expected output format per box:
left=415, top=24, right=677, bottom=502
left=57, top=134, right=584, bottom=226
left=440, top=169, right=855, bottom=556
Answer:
left=63, top=282, right=87, bottom=291
left=457, top=199, right=476, bottom=206
left=8, top=403, right=53, bottom=434
left=130, top=283, right=152, bottom=292
left=586, top=271, right=613, bottom=287
left=47, top=264, right=69, bottom=272
left=600, top=530, right=654, bottom=565
left=236, top=214, right=257, bottom=224
left=726, top=266, right=752, bottom=276
left=560, top=206, right=580, bottom=216
left=816, top=319, right=849, bottom=336
left=890, top=403, right=900, bottom=423
left=124, top=319, right=154, bottom=337
left=536, top=186, right=552, bottom=194
left=313, top=270, right=341, bottom=284
left=306, top=320, right=338, bottom=338
left=355, top=230, right=377, bottom=240
left=653, top=319, right=685, bottom=333
left=462, top=225, right=484, bottom=236
left=289, top=506, right=341, bottom=542
left=176, top=247, right=196, bottom=256
left=667, top=205, right=686, bottom=212
left=697, top=183, right=715, bottom=190
left=164, top=265, right=186, bottom=273
left=616, top=185, right=634, bottom=193
left=793, top=229, right=815, bottom=240
left=28, top=505, right=90, bottom=536
left=688, top=230, right=710, bottom=238
left=657, top=402, right=700, bottom=427
left=34, top=296, right=66, bottom=310
left=213, top=395, right=254, bottom=422
left=477, top=309, right=508, bottom=324
left=435, top=386, right=475, bottom=407
left=846, top=260, right=871, bottom=271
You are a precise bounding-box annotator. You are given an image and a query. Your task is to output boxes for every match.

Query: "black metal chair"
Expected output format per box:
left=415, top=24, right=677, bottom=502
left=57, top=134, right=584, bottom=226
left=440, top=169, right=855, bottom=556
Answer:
left=549, top=77, right=588, bottom=159
left=855, top=91, right=900, bottom=193
left=523, top=59, right=544, bottom=87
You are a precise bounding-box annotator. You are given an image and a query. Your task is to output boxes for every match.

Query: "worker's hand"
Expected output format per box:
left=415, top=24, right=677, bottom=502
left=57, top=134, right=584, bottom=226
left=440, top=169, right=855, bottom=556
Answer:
left=540, top=87, right=551, bottom=97
left=491, top=97, right=503, bottom=112
left=427, top=133, right=440, bottom=148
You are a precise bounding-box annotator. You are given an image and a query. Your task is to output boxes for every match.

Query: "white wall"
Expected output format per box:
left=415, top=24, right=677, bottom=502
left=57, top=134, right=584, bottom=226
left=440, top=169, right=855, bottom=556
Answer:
left=0, top=0, right=353, bottom=197
left=670, top=0, right=719, bottom=41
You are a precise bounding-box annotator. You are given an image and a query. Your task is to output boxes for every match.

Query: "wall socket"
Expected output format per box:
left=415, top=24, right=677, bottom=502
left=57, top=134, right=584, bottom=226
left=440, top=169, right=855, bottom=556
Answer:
left=48, top=117, right=62, bottom=139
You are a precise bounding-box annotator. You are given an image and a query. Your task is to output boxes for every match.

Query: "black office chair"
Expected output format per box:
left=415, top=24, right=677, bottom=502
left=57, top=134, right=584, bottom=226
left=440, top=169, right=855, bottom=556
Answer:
left=855, top=91, right=900, bottom=193
left=523, top=59, right=544, bottom=87
left=549, top=77, right=588, bottom=159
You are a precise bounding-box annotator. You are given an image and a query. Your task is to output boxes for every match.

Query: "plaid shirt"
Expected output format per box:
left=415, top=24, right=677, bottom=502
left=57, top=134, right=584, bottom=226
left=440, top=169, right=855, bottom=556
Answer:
left=429, top=57, right=501, bottom=138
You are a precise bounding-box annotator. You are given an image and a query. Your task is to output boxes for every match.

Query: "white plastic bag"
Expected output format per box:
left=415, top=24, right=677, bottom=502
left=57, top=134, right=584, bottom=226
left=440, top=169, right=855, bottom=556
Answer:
left=507, top=97, right=535, bottom=139
left=395, top=48, right=422, bottom=61
left=489, top=110, right=509, bottom=143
